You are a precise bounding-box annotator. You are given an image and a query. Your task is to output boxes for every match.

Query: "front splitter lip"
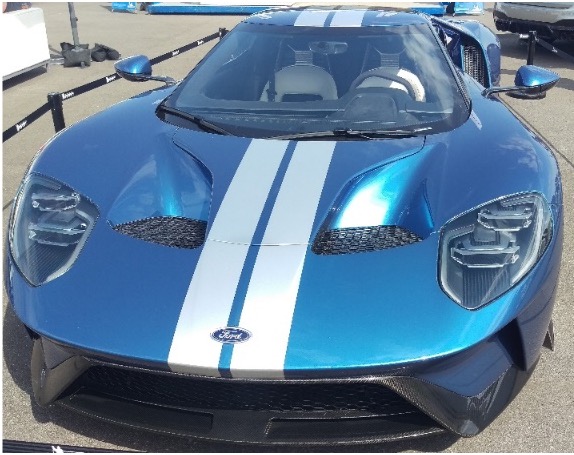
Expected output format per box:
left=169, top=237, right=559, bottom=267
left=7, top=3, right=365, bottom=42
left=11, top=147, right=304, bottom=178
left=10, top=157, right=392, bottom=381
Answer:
left=57, top=393, right=445, bottom=446
left=31, top=330, right=536, bottom=444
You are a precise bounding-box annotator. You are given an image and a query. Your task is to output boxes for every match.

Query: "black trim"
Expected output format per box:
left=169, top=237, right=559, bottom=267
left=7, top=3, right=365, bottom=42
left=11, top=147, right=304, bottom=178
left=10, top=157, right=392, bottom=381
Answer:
left=59, top=393, right=442, bottom=444
left=28, top=330, right=538, bottom=444
left=112, top=216, right=207, bottom=249
left=312, top=226, right=421, bottom=255
left=265, top=414, right=442, bottom=442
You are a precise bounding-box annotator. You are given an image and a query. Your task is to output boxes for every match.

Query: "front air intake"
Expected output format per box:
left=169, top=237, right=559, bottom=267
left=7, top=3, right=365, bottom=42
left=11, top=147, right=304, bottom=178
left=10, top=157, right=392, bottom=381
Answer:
left=112, top=216, right=207, bottom=249
left=312, top=225, right=421, bottom=255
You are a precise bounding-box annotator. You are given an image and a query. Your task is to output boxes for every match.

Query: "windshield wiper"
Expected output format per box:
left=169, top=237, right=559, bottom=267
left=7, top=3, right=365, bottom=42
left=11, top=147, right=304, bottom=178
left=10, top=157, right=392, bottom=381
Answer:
left=157, top=104, right=231, bottom=135
left=267, top=128, right=428, bottom=141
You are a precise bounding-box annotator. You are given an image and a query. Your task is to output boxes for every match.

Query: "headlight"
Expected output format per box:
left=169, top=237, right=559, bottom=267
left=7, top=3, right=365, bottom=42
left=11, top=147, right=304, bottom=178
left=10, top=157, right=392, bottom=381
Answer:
left=9, top=174, right=99, bottom=286
left=439, top=193, right=552, bottom=309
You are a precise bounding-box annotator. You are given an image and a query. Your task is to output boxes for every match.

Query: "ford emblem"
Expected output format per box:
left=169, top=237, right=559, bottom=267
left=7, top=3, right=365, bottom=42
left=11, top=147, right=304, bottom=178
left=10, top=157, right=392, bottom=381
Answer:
left=211, top=327, right=251, bottom=344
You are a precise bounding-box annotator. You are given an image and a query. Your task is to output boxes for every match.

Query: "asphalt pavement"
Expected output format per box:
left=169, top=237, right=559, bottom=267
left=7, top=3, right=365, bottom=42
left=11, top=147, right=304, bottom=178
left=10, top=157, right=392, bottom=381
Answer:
left=2, top=2, right=574, bottom=452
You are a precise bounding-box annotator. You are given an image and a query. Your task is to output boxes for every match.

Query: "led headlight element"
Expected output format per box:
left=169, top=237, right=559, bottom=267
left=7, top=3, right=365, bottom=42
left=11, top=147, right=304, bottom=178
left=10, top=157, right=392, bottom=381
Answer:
left=10, top=174, right=99, bottom=286
left=440, top=194, right=552, bottom=309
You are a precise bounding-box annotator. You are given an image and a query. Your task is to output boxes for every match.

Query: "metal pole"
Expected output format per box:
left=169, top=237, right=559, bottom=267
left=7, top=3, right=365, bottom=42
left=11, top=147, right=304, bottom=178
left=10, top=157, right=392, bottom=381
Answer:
left=527, top=30, right=537, bottom=65
left=47, top=93, right=66, bottom=133
left=68, top=2, right=80, bottom=47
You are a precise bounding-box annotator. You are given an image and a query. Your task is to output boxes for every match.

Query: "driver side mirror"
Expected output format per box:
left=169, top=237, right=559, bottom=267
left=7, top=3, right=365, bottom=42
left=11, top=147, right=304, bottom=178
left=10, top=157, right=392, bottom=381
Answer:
left=115, top=55, right=176, bottom=86
left=482, top=65, right=559, bottom=98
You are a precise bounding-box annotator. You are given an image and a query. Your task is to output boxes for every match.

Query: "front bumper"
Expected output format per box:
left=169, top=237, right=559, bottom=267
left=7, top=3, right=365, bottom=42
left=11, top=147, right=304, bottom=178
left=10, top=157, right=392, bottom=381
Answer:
left=31, top=322, right=541, bottom=445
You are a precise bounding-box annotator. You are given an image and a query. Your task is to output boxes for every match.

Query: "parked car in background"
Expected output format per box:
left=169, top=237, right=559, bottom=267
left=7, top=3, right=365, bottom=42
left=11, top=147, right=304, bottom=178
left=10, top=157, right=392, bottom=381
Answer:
left=494, top=2, right=574, bottom=41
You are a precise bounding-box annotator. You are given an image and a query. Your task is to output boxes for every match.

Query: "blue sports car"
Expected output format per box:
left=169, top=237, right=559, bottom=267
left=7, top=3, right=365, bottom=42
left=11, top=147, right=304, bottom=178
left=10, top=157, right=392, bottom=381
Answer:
left=5, top=6, right=564, bottom=445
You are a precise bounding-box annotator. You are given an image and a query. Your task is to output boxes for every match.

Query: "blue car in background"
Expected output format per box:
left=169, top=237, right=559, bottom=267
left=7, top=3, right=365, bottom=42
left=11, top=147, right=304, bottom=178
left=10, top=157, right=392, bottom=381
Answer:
left=5, top=6, right=563, bottom=445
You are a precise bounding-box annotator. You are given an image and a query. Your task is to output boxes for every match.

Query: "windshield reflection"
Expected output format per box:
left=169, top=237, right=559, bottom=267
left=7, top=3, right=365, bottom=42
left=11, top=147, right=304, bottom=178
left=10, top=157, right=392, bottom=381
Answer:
left=166, top=22, right=469, bottom=138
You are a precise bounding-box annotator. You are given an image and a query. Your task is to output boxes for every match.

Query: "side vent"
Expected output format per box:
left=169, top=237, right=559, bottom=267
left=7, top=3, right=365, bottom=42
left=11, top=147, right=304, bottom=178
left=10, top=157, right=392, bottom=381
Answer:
left=463, top=44, right=488, bottom=87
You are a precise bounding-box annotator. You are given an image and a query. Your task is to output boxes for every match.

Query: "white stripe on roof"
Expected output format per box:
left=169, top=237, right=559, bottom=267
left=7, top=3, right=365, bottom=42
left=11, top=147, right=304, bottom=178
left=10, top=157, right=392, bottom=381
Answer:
left=330, top=10, right=366, bottom=27
left=294, top=10, right=331, bottom=27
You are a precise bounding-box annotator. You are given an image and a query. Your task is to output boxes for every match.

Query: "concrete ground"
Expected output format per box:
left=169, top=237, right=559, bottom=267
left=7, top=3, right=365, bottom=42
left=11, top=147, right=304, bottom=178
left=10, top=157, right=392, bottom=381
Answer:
left=2, top=2, right=573, bottom=452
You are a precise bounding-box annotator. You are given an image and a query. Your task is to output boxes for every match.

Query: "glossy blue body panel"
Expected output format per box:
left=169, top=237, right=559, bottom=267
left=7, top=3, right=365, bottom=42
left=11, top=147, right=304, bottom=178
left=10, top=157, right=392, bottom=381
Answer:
left=172, top=130, right=426, bottom=239
left=326, top=150, right=435, bottom=237
left=6, top=71, right=562, bottom=379
left=107, top=137, right=213, bottom=225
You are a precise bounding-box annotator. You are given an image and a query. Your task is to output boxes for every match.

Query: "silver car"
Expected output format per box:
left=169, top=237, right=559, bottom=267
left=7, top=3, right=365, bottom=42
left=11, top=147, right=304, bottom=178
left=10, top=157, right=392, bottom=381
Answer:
left=493, top=2, right=574, bottom=41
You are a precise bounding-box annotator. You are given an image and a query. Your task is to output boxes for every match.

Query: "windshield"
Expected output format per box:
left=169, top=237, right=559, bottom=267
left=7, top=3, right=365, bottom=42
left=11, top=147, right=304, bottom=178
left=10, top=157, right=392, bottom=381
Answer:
left=164, top=21, right=469, bottom=138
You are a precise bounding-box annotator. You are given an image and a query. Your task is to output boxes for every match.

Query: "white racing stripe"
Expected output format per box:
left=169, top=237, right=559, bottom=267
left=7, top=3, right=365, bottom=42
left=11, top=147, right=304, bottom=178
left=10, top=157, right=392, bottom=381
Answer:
left=168, top=139, right=288, bottom=375
left=294, top=10, right=331, bottom=27
left=230, top=141, right=335, bottom=378
left=330, top=10, right=365, bottom=27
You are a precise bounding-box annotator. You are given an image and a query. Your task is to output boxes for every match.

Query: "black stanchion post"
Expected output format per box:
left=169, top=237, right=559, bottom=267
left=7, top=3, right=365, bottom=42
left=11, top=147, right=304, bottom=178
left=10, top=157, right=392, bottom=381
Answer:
left=527, top=30, right=537, bottom=65
left=47, top=92, right=66, bottom=132
left=219, top=28, right=228, bottom=40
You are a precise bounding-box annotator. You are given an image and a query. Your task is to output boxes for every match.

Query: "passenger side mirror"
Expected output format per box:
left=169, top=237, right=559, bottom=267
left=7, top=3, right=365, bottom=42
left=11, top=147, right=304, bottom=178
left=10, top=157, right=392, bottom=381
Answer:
left=482, top=65, right=559, bottom=99
left=513, top=65, right=560, bottom=94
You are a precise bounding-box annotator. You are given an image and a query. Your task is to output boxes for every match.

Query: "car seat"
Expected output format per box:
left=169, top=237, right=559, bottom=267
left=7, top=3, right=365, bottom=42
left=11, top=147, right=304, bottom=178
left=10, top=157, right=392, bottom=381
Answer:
left=260, top=64, right=338, bottom=102
left=352, top=39, right=426, bottom=102
left=260, top=45, right=338, bottom=102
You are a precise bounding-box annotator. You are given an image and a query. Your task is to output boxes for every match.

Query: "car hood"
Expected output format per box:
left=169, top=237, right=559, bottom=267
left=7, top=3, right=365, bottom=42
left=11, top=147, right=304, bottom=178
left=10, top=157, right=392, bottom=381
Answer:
left=8, top=84, right=561, bottom=378
left=170, top=128, right=426, bottom=246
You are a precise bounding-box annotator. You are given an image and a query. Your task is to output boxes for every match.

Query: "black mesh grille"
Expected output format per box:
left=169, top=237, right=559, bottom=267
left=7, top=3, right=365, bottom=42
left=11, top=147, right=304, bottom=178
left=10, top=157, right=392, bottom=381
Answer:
left=75, top=366, right=419, bottom=415
left=463, top=44, right=487, bottom=86
left=112, top=217, right=206, bottom=249
left=312, top=226, right=421, bottom=255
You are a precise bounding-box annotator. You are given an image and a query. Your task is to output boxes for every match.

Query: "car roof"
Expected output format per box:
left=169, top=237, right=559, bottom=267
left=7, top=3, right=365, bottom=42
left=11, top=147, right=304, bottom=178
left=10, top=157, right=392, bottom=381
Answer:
left=243, top=7, right=430, bottom=28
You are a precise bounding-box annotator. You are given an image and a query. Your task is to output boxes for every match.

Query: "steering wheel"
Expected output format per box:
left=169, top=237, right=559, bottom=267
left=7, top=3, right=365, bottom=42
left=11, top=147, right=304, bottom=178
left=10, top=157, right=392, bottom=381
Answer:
left=350, top=68, right=419, bottom=100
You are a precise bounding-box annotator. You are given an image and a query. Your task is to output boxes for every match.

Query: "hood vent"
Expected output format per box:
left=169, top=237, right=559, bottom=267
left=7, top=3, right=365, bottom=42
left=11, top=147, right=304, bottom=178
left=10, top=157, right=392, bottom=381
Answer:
left=112, top=217, right=207, bottom=249
left=313, top=225, right=421, bottom=255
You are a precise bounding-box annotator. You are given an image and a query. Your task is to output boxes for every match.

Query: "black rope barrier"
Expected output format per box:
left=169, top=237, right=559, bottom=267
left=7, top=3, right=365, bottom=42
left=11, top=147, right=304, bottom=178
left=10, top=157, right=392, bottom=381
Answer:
left=535, top=36, right=574, bottom=66
left=150, top=30, right=221, bottom=65
left=526, top=30, right=574, bottom=66
left=3, top=28, right=225, bottom=143
left=3, top=102, right=51, bottom=142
